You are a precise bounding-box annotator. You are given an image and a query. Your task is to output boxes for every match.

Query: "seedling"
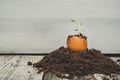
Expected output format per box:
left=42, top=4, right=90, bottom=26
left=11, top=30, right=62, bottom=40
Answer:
left=70, top=19, right=85, bottom=35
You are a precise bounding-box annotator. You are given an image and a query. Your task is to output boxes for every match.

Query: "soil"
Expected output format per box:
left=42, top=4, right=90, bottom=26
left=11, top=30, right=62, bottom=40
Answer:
left=27, top=61, right=32, bottom=66
left=117, top=59, right=120, bottom=62
left=68, top=33, right=87, bottom=40
left=117, top=59, right=120, bottom=65
left=33, top=47, right=120, bottom=79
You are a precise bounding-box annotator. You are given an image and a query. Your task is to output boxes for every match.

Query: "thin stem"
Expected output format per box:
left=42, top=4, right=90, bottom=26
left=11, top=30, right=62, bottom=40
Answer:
left=70, top=20, right=84, bottom=35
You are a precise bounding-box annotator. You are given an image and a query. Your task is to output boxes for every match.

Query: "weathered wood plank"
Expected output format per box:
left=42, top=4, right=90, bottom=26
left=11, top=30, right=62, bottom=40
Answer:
left=0, top=56, right=43, bottom=80
left=0, top=56, right=119, bottom=80
left=0, top=56, right=21, bottom=80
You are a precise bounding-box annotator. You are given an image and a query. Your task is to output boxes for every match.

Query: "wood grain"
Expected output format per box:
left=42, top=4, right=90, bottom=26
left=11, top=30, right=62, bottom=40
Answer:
left=0, top=56, right=43, bottom=80
left=0, top=56, right=119, bottom=80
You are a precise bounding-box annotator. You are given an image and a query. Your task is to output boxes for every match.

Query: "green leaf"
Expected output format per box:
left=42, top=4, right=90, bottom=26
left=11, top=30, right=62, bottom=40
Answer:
left=70, top=19, right=76, bottom=22
left=80, top=22, right=82, bottom=25
left=75, top=29, right=78, bottom=31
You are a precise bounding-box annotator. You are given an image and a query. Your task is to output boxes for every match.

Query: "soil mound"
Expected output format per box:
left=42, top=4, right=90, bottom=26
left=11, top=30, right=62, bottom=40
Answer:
left=33, top=47, right=120, bottom=79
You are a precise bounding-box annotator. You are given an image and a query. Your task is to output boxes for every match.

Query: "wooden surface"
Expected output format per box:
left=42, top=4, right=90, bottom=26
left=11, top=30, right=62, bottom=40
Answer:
left=0, top=56, right=119, bottom=80
left=0, top=56, right=44, bottom=80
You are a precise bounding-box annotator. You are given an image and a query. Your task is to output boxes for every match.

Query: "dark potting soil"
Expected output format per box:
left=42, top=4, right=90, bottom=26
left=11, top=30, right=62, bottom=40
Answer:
left=68, top=33, right=87, bottom=40
left=117, top=59, right=120, bottom=62
left=33, top=47, right=120, bottom=79
left=27, top=61, right=32, bottom=66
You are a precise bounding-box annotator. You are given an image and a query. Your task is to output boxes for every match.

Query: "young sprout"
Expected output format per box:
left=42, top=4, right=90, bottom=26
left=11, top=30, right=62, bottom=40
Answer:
left=70, top=19, right=85, bottom=35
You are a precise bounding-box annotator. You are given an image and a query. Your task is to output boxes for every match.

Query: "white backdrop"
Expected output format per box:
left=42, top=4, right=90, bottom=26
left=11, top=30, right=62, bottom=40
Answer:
left=0, top=0, right=120, bottom=53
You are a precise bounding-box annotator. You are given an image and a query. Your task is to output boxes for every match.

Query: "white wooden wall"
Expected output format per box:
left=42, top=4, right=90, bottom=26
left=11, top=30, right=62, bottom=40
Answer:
left=0, top=0, right=120, bottom=53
